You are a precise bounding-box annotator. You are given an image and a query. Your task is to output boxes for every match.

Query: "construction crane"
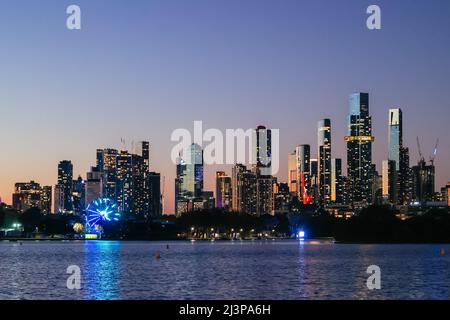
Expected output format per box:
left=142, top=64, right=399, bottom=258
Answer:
left=430, top=138, right=439, bottom=166
left=416, top=136, right=424, bottom=161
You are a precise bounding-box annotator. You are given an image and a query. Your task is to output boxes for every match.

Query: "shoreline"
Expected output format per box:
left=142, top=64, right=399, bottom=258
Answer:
left=2, top=237, right=450, bottom=244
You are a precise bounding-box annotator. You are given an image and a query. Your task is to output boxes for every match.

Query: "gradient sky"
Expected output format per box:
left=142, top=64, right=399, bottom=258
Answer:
left=1, top=0, right=450, bottom=213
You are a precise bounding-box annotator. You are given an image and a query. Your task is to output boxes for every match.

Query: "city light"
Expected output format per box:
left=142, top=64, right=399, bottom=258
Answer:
left=296, top=230, right=306, bottom=240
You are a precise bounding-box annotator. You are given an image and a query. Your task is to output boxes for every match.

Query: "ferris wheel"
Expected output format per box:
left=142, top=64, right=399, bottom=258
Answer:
left=85, top=198, right=120, bottom=228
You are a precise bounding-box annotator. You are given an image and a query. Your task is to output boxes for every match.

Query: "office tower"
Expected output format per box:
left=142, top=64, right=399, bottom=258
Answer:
left=116, top=151, right=133, bottom=213
left=141, top=141, right=151, bottom=216
left=388, top=108, right=411, bottom=205
left=287, top=151, right=298, bottom=195
left=295, top=145, right=311, bottom=204
left=372, top=165, right=383, bottom=205
left=310, top=158, right=319, bottom=204
left=331, top=158, right=343, bottom=204
left=256, top=174, right=275, bottom=216
left=97, top=149, right=118, bottom=200
left=56, top=160, right=74, bottom=213
left=399, top=147, right=412, bottom=204
left=231, top=164, right=257, bottom=215
left=240, top=170, right=257, bottom=215
left=96, top=149, right=104, bottom=171
left=232, top=164, right=247, bottom=212
left=132, top=153, right=147, bottom=216
left=12, top=181, right=51, bottom=213
left=41, top=186, right=52, bottom=213
left=141, top=141, right=150, bottom=170
left=148, top=172, right=162, bottom=217
left=72, top=176, right=85, bottom=215
left=274, top=182, right=291, bottom=213
left=85, top=167, right=103, bottom=205
left=318, top=119, right=332, bottom=205
left=216, top=171, right=232, bottom=211
left=252, top=125, right=272, bottom=175
left=388, top=109, right=402, bottom=169
left=341, top=176, right=352, bottom=206
left=53, top=184, right=63, bottom=213
left=412, top=159, right=435, bottom=203
left=382, top=160, right=397, bottom=204
left=175, top=143, right=203, bottom=215
left=345, top=93, right=374, bottom=206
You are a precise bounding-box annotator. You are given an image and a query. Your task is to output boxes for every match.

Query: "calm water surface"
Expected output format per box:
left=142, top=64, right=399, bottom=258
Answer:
left=1, top=240, right=449, bottom=300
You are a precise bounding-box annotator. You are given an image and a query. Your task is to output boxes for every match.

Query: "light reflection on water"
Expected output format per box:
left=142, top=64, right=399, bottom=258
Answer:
left=0, top=241, right=449, bottom=300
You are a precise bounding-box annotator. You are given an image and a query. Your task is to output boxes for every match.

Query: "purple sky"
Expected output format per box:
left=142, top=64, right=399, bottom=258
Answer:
left=1, top=0, right=450, bottom=213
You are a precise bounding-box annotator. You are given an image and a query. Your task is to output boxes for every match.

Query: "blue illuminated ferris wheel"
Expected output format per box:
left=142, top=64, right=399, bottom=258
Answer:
left=85, top=198, right=120, bottom=228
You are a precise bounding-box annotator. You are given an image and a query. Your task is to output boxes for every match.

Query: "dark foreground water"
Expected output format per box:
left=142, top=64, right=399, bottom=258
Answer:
left=1, top=240, right=449, bottom=300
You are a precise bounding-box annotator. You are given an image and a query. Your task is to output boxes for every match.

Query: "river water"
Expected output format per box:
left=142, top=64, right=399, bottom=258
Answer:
left=0, top=240, right=449, bottom=300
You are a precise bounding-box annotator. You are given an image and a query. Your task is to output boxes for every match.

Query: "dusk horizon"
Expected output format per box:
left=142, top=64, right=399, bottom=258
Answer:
left=3, top=0, right=450, bottom=307
left=1, top=1, right=450, bottom=214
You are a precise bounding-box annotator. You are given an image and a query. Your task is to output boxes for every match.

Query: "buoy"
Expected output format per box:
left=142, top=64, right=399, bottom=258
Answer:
left=440, top=248, right=446, bottom=256
left=155, top=250, right=161, bottom=259
left=166, top=244, right=169, bottom=249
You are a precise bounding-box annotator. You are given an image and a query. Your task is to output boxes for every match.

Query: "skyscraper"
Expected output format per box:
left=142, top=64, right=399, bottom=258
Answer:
left=85, top=167, right=103, bottom=205
left=141, top=141, right=150, bottom=170
left=388, top=108, right=411, bottom=205
left=252, top=125, right=272, bottom=175
left=382, top=160, right=397, bottom=204
left=318, top=119, right=332, bottom=205
left=345, top=93, right=374, bottom=206
left=116, top=151, right=133, bottom=214
left=331, top=158, right=343, bottom=204
left=97, top=148, right=118, bottom=200
left=287, top=151, right=298, bottom=195
left=412, top=159, right=435, bottom=203
left=72, top=176, right=85, bottom=215
left=132, top=153, right=147, bottom=216
left=232, top=163, right=247, bottom=213
left=56, top=160, right=74, bottom=213
left=216, top=171, right=232, bottom=211
left=175, top=143, right=204, bottom=215
left=295, top=145, right=311, bottom=204
left=12, top=181, right=52, bottom=213
left=231, top=164, right=257, bottom=215
left=274, top=182, right=291, bottom=213
left=148, top=172, right=162, bottom=217
left=256, top=174, right=275, bottom=216
left=388, top=108, right=402, bottom=169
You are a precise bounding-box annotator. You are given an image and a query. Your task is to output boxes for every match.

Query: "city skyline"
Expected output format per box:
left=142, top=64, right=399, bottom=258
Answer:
left=1, top=1, right=450, bottom=213
left=4, top=95, right=449, bottom=214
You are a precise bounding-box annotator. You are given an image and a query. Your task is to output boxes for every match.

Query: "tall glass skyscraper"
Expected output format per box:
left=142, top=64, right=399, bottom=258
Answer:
left=388, top=108, right=402, bottom=170
left=175, top=143, right=204, bottom=215
left=388, top=108, right=411, bottom=205
left=56, top=160, right=73, bottom=213
left=345, top=93, right=374, bottom=206
left=318, top=119, right=332, bottom=205
left=252, top=125, right=272, bottom=176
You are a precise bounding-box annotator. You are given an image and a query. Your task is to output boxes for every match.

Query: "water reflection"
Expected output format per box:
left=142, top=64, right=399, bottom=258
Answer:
left=83, top=241, right=122, bottom=300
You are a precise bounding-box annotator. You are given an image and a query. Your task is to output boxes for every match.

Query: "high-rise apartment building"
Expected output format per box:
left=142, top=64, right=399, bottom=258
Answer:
left=216, top=171, right=232, bottom=211
left=318, top=119, right=332, bottom=205
left=56, top=160, right=73, bottom=213
left=345, top=93, right=374, bottom=206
